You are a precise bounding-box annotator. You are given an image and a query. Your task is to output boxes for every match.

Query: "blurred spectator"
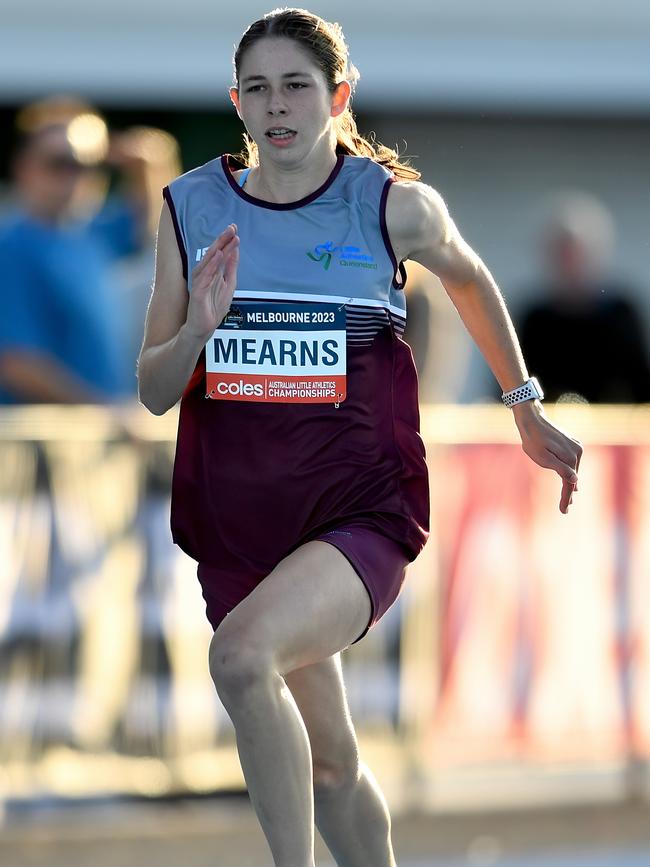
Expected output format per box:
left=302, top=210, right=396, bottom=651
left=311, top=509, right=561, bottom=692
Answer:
left=107, top=124, right=183, bottom=373
left=0, top=97, right=181, bottom=403
left=516, top=192, right=650, bottom=403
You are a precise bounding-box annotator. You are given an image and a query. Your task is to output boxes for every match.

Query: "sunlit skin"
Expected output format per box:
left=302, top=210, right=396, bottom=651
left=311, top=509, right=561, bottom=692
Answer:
left=229, top=36, right=351, bottom=204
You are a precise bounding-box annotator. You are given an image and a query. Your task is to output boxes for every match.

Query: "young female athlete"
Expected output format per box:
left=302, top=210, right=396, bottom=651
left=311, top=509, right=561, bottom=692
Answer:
left=138, top=8, right=583, bottom=866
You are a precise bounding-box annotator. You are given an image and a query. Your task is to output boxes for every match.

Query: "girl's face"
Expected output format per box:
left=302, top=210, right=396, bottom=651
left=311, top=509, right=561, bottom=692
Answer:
left=231, top=36, right=349, bottom=165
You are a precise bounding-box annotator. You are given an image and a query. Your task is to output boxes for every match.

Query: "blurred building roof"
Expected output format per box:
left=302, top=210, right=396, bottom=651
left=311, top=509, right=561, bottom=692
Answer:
left=2, top=0, right=650, bottom=113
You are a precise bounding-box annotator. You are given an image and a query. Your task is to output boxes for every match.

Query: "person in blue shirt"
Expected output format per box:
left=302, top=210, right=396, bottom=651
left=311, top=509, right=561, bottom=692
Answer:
left=0, top=112, right=176, bottom=403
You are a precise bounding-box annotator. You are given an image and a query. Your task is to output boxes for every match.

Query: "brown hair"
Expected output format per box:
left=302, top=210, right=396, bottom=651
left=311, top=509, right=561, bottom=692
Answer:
left=232, top=7, right=420, bottom=180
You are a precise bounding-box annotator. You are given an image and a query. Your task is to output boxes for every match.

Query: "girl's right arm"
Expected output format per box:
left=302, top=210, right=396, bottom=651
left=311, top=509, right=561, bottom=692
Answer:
left=137, top=202, right=239, bottom=415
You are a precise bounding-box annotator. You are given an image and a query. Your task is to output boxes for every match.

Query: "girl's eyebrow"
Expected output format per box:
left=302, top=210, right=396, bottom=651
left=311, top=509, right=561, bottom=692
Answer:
left=241, top=72, right=315, bottom=84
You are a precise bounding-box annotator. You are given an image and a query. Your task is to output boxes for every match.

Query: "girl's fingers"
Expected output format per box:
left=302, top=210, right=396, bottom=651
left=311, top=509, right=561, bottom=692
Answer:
left=204, top=237, right=239, bottom=288
left=194, top=225, right=238, bottom=273
left=560, top=477, right=574, bottom=514
left=524, top=442, right=579, bottom=514
left=223, top=243, right=240, bottom=288
left=195, top=250, right=224, bottom=289
left=573, top=439, right=583, bottom=489
left=210, top=223, right=237, bottom=250
left=522, top=420, right=582, bottom=514
left=222, top=234, right=240, bottom=257
left=551, top=457, right=578, bottom=514
left=547, top=447, right=579, bottom=513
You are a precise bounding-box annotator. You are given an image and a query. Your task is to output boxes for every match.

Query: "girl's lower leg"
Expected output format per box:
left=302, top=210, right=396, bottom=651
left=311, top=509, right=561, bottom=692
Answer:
left=314, top=761, right=397, bottom=867
left=217, top=667, right=316, bottom=867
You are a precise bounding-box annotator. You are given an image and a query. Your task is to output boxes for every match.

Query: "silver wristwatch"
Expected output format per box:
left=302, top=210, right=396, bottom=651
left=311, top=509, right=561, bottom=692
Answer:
left=501, top=376, right=544, bottom=409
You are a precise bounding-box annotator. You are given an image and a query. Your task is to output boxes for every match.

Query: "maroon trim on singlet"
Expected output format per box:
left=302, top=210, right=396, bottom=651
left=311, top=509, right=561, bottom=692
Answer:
left=379, top=178, right=407, bottom=291
left=163, top=186, right=188, bottom=281
left=221, top=153, right=345, bottom=211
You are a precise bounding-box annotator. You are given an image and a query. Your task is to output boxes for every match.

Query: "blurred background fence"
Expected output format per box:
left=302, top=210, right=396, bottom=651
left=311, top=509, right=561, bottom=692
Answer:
left=1, top=403, right=649, bottom=811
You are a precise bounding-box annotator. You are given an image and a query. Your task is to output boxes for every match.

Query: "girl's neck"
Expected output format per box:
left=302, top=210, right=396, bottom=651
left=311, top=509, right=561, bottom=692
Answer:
left=246, top=145, right=339, bottom=204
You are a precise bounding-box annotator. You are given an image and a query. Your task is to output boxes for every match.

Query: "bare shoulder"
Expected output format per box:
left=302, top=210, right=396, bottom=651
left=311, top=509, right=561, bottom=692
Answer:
left=385, top=179, right=481, bottom=287
left=385, top=180, right=452, bottom=262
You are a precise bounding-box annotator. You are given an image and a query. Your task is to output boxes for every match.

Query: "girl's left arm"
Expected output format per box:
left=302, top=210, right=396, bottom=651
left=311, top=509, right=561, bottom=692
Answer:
left=386, top=180, right=583, bottom=514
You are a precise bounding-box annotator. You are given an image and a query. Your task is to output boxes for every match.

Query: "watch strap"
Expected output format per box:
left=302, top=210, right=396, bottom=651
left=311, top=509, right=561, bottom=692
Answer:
left=502, top=376, right=544, bottom=408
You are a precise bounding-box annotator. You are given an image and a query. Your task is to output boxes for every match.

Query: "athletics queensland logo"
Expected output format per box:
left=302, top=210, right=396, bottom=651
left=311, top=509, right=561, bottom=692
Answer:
left=306, top=241, right=377, bottom=271
left=205, top=300, right=347, bottom=405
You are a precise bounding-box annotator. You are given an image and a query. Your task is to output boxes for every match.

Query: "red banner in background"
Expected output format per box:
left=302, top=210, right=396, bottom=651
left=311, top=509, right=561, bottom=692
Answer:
left=429, top=442, right=649, bottom=765
left=630, top=447, right=650, bottom=756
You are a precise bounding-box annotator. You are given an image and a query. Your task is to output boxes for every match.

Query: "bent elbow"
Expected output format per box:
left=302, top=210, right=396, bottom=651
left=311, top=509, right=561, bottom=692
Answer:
left=138, top=389, right=171, bottom=416
left=144, top=400, right=169, bottom=417
left=137, top=378, right=170, bottom=416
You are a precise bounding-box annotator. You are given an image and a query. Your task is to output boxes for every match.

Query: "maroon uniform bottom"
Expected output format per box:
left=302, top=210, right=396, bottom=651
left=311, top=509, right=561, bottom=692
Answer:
left=196, top=523, right=410, bottom=645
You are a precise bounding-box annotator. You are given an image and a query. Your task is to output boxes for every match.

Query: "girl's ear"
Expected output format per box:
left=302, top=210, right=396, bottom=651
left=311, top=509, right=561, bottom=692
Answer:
left=230, top=87, right=242, bottom=119
left=330, top=80, right=351, bottom=118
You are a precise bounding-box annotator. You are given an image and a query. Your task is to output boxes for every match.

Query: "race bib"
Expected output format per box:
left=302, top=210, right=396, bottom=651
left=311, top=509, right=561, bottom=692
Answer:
left=205, top=301, right=347, bottom=404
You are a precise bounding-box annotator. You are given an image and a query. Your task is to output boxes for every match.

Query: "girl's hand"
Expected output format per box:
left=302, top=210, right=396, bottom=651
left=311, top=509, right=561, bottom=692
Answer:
left=513, top=401, right=583, bottom=514
left=185, top=224, right=240, bottom=342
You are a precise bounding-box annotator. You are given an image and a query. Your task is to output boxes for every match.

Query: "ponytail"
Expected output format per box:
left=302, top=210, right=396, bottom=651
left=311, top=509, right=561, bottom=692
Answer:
left=335, top=109, right=420, bottom=181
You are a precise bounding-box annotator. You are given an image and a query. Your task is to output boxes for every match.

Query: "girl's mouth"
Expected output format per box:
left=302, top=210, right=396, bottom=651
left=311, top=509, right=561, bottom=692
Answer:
left=266, top=128, right=297, bottom=145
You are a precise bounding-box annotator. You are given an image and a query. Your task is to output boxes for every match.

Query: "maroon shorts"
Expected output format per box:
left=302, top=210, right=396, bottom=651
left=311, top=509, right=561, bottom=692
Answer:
left=196, top=524, right=410, bottom=645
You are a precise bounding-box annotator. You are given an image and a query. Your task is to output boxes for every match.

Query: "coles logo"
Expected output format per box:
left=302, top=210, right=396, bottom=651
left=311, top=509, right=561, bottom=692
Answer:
left=214, top=380, right=264, bottom=397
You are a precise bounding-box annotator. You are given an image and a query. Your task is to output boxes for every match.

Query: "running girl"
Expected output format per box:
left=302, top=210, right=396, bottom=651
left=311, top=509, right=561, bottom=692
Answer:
left=138, top=9, right=582, bottom=866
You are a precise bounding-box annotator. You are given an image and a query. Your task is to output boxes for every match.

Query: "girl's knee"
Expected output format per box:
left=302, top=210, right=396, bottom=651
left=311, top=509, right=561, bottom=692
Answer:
left=313, top=753, right=361, bottom=795
left=208, top=629, right=274, bottom=697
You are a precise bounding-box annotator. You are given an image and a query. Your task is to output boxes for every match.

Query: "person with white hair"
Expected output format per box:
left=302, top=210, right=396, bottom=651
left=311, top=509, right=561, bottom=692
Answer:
left=517, top=191, right=650, bottom=403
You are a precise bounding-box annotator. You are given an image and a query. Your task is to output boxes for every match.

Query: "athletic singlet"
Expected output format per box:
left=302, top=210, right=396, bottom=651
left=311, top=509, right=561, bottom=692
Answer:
left=163, top=153, right=430, bottom=572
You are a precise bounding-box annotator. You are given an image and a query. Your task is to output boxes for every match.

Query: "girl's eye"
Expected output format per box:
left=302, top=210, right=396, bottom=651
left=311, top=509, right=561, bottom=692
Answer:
left=288, top=82, right=308, bottom=89
left=246, top=84, right=264, bottom=93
